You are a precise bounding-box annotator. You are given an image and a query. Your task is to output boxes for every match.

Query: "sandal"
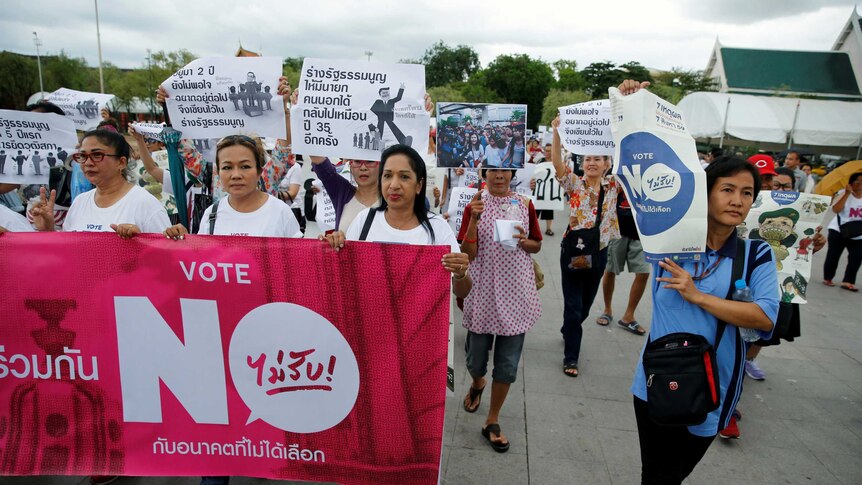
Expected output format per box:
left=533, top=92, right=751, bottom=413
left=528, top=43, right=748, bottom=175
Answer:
left=463, top=384, right=485, bottom=413
left=618, top=320, right=646, bottom=336
left=545, top=229, right=554, bottom=236
left=596, top=313, right=613, bottom=326
left=823, top=280, right=836, bottom=287
left=841, top=283, right=859, bottom=292
left=563, top=363, right=579, bottom=378
left=481, top=423, right=510, bottom=453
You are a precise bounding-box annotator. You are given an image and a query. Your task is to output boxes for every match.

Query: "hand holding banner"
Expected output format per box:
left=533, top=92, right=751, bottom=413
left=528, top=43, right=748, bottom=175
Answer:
left=163, top=57, right=286, bottom=139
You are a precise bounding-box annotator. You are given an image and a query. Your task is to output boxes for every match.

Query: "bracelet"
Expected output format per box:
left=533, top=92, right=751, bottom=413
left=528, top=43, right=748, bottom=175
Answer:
left=463, top=236, right=478, bottom=244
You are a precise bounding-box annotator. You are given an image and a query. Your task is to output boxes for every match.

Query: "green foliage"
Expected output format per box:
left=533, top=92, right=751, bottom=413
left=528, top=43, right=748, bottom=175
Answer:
left=459, top=72, right=503, bottom=104
left=552, top=59, right=584, bottom=91
left=581, top=61, right=654, bottom=99
left=43, top=51, right=97, bottom=92
left=0, top=51, right=38, bottom=109
left=541, top=89, right=590, bottom=125
left=652, top=67, right=717, bottom=94
left=482, top=54, right=554, bottom=129
left=421, top=41, right=480, bottom=87
left=427, top=84, right=465, bottom=115
left=282, top=57, right=304, bottom=89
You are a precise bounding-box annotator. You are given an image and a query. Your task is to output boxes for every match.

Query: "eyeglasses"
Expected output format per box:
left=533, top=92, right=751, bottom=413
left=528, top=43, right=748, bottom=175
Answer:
left=773, top=182, right=793, bottom=190
left=349, top=160, right=379, bottom=167
left=72, top=152, right=119, bottom=163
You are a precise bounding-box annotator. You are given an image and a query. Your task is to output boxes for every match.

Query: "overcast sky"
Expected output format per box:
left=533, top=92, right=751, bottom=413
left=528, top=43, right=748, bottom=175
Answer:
left=1, top=0, right=858, bottom=74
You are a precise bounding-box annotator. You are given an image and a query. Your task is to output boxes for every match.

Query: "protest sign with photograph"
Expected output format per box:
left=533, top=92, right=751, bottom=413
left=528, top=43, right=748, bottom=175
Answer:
left=741, top=191, right=831, bottom=303
left=291, top=59, right=429, bottom=161
left=163, top=56, right=286, bottom=139
left=530, top=161, right=564, bottom=211
left=0, top=233, right=449, bottom=485
left=558, top=100, right=614, bottom=156
left=437, top=103, right=527, bottom=169
left=609, top=87, right=708, bottom=262
left=0, top=109, right=77, bottom=185
left=46, top=88, right=116, bottom=131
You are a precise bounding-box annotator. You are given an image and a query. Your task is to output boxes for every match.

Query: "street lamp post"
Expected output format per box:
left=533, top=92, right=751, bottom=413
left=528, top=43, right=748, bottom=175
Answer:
left=365, top=51, right=373, bottom=62
left=147, top=49, right=154, bottom=119
left=32, top=32, right=44, bottom=100
left=94, top=0, right=105, bottom=93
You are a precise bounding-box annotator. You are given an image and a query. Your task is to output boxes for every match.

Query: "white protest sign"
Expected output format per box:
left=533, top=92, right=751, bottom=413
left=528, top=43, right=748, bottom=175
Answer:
left=447, top=186, right=478, bottom=235
left=742, top=191, right=831, bottom=304
left=129, top=121, right=165, bottom=140
left=531, top=162, right=564, bottom=211
left=0, top=110, right=77, bottom=185
left=46, top=88, right=116, bottom=131
left=314, top=190, right=337, bottom=232
left=511, top=164, right=536, bottom=198
left=291, top=59, right=429, bottom=161
left=459, top=168, right=480, bottom=188
left=163, top=56, right=286, bottom=139
left=609, top=87, right=708, bottom=262
left=559, top=100, right=614, bottom=156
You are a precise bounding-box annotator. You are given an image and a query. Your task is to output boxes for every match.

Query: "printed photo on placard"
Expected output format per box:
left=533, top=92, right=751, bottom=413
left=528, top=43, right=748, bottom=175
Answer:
left=436, top=103, right=527, bottom=169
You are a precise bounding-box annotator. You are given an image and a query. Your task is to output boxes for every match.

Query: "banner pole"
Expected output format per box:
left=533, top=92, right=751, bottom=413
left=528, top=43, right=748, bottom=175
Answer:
left=718, top=96, right=731, bottom=149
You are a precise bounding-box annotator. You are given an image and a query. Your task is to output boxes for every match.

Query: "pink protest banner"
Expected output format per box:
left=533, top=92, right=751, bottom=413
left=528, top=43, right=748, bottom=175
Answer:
left=0, top=233, right=450, bottom=484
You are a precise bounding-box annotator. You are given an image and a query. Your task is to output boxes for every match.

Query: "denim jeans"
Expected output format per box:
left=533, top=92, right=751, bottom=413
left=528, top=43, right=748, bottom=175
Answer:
left=560, top=247, right=607, bottom=365
left=464, top=331, right=526, bottom=384
left=200, top=477, right=229, bottom=485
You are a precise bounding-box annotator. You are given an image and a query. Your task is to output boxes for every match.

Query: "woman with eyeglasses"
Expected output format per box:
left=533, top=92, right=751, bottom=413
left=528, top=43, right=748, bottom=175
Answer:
left=30, top=129, right=171, bottom=237
left=163, top=135, right=302, bottom=239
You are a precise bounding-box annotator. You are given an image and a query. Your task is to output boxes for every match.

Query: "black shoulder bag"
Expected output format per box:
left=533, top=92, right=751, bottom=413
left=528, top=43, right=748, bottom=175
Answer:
left=837, top=213, right=862, bottom=239
left=561, top=184, right=604, bottom=272
left=207, top=199, right=221, bottom=235
left=641, top=238, right=746, bottom=426
left=358, top=208, right=377, bottom=241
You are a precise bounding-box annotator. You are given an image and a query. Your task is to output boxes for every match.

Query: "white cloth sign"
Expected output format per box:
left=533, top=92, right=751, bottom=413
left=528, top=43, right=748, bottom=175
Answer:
left=46, top=88, right=116, bottom=131
left=512, top=164, right=536, bottom=198
left=530, top=162, right=564, bottom=211
left=314, top=189, right=337, bottom=232
left=0, top=109, right=77, bottom=184
left=163, top=57, right=286, bottom=139
left=558, top=100, right=614, bottom=156
left=609, top=87, right=708, bottom=262
left=459, top=168, right=479, bottom=188
left=447, top=186, right=478, bottom=235
left=741, top=191, right=831, bottom=304
left=291, top=58, right=429, bottom=161
left=129, top=122, right=165, bottom=140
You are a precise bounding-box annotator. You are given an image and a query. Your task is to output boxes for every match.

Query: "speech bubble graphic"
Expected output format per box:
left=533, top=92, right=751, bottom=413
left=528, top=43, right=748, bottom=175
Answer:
left=229, top=302, right=359, bottom=433
left=641, top=163, right=681, bottom=203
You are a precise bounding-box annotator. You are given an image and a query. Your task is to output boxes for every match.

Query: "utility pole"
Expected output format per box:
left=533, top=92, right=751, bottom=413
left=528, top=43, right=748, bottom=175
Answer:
left=33, top=32, right=44, bottom=100
left=147, top=49, right=154, bottom=118
left=365, top=51, right=373, bottom=62
left=94, top=0, right=105, bottom=93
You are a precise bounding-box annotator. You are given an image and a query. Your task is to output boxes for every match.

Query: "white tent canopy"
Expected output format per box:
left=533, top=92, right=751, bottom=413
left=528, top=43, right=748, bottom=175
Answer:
left=678, top=92, right=862, bottom=147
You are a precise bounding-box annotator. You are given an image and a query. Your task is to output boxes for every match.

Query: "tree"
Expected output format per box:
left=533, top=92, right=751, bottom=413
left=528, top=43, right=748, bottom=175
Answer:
left=459, top=72, right=503, bottom=104
left=427, top=84, right=465, bottom=115
left=553, top=59, right=584, bottom=91
left=421, top=41, right=480, bottom=87
left=619, top=61, right=653, bottom=85
left=482, top=54, right=554, bottom=129
left=0, top=52, right=38, bottom=109
left=541, top=89, right=591, bottom=125
left=43, top=51, right=97, bottom=92
left=580, top=61, right=624, bottom=99
left=653, top=67, right=717, bottom=93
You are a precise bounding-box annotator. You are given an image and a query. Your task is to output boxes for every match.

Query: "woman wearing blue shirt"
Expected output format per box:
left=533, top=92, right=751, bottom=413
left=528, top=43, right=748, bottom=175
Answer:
left=620, top=79, right=779, bottom=485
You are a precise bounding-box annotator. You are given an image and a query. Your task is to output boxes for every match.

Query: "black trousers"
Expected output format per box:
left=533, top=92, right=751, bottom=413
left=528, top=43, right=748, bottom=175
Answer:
left=633, top=397, right=715, bottom=485
left=823, top=229, right=862, bottom=285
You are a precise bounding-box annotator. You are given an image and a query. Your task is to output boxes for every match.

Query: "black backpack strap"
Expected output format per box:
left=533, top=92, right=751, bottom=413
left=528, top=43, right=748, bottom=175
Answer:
left=714, top=237, right=747, bottom=350
left=595, top=183, right=605, bottom=224
left=358, top=208, right=377, bottom=241
left=208, top=198, right=220, bottom=235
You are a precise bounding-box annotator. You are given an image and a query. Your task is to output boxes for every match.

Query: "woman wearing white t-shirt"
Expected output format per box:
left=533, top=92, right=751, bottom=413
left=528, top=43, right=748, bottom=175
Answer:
left=277, top=160, right=306, bottom=233
left=164, top=135, right=302, bottom=239
left=0, top=204, right=34, bottom=232
left=30, top=129, right=171, bottom=237
left=323, top=144, right=472, bottom=298
left=823, top=172, right=862, bottom=291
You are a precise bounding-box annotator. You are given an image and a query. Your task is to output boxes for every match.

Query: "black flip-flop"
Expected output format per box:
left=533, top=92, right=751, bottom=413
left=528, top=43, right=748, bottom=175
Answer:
left=463, top=385, right=485, bottom=413
left=481, top=423, right=510, bottom=453
left=841, top=284, right=859, bottom=292
left=563, top=363, right=579, bottom=377
left=618, top=320, right=646, bottom=336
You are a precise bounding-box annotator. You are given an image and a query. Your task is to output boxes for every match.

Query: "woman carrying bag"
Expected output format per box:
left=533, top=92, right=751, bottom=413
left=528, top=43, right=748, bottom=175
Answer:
left=822, top=172, right=862, bottom=291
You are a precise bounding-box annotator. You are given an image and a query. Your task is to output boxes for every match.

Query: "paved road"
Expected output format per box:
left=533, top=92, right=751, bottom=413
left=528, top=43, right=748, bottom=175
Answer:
left=6, top=218, right=861, bottom=485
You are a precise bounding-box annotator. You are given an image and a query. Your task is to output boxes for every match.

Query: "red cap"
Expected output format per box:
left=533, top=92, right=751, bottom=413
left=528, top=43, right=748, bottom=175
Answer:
left=747, top=154, right=777, bottom=176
